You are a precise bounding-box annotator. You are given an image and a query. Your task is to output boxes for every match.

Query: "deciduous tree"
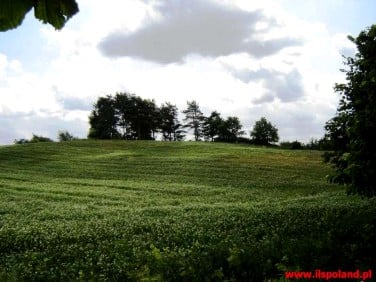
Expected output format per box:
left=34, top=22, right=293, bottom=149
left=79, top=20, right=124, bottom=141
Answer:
left=88, top=96, right=119, bottom=139
left=250, top=117, right=279, bottom=145
left=58, top=130, right=76, bottom=142
left=89, top=93, right=161, bottom=140
left=218, top=116, right=244, bottom=143
left=159, top=103, right=185, bottom=141
left=324, top=25, right=376, bottom=197
left=203, top=111, right=223, bottom=142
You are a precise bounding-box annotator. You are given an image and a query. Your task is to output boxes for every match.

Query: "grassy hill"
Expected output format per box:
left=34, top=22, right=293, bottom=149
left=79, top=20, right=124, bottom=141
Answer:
left=0, top=140, right=375, bottom=280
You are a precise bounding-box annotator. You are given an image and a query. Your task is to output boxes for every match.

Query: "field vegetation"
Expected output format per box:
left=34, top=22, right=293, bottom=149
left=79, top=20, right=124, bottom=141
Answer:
left=0, top=140, right=375, bottom=280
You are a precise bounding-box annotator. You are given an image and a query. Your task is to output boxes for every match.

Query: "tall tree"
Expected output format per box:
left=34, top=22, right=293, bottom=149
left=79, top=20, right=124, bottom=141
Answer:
left=324, top=25, right=376, bottom=197
left=219, top=116, right=244, bottom=143
left=130, top=96, right=158, bottom=140
left=114, top=93, right=133, bottom=139
left=159, top=103, right=184, bottom=141
left=182, top=100, right=204, bottom=141
left=114, top=93, right=158, bottom=140
left=250, top=117, right=279, bottom=145
left=0, top=0, right=79, bottom=31
left=88, top=96, right=119, bottom=139
left=90, top=93, right=160, bottom=140
left=203, top=111, right=223, bottom=141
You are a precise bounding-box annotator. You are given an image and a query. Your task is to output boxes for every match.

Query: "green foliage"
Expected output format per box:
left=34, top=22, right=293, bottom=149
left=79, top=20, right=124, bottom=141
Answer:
left=218, top=116, right=245, bottom=142
left=0, top=0, right=32, bottom=31
left=203, top=112, right=245, bottom=143
left=89, top=93, right=182, bottom=140
left=13, top=138, right=29, bottom=144
left=0, top=141, right=374, bottom=280
left=0, top=0, right=78, bottom=31
left=202, top=111, right=244, bottom=143
left=116, top=94, right=158, bottom=140
left=305, top=137, right=333, bottom=151
left=14, top=134, right=53, bottom=144
left=88, top=95, right=278, bottom=145
left=182, top=100, right=205, bottom=141
left=159, top=103, right=185, bottom=141
left=88, top=95, right=119, bottom=139
left=324, top=25, right=376, bottom=197
left=202, top=111, right=222, bottom=141
left=58, top=130, right=77, bottom=142
left=250, top=117, right=279, bottom=145
left=280, top=140, right=303, bottom=150
left=29, top=134, right=53, bottom=143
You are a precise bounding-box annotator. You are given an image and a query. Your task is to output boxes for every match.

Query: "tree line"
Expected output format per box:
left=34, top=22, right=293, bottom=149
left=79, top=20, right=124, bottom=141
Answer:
left=13, top=92, right=331, bottom=149
left=88, top=93, right=183, bottom=141
left=87, top=92, right=280, bottom=145
left=14, top=131, right=78, bottom=144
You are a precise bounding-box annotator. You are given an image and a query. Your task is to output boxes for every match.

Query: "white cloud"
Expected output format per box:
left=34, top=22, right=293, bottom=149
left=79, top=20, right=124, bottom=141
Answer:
left=98, top=0, right=301, bottom=63
left=0, top=110, right=88, bottom=144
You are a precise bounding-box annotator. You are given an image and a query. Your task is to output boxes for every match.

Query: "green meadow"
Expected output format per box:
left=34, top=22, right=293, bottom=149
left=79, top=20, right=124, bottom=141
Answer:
left=0, top=141, right=375, bottom=281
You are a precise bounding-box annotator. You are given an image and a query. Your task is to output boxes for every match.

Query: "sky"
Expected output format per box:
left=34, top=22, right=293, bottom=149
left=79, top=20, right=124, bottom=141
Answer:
left=1, top=0, right=375, bottom=145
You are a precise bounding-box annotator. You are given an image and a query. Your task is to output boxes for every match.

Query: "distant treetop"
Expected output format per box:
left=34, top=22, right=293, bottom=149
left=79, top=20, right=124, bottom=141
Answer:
left=250, top=117, right=279, bottom=146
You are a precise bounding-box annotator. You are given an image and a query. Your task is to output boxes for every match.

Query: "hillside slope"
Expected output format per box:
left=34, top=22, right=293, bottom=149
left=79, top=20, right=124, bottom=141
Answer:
left=0, top=141, right=374, bottom=280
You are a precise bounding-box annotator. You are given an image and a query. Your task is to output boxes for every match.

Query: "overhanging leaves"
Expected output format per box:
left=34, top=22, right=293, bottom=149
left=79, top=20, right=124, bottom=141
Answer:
left=0, top=0, right=33, bottom=31
left=34, top=0, right=79, bottom=30
left=0, top=0, right=78, bottom=31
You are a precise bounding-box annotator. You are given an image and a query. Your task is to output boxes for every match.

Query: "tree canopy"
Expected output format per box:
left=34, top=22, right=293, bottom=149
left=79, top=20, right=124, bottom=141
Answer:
left=0, top=0, right=79, bottom=31
left=250, top=117, right=279, bottom=145
left=58, top=130, right=77, bottom=142
left=14, top=134, right=53, bottom=144
left=88, top=94, right=249, bottom=143
left=202, top=112, right=244, bottom=143
left=182, top=101, right=204, bottom=141
left=89, top=93, right=160, bottom=140
left=159, top=103, right=185, bottom=141
left=324, top=24, right=376, bottom=197
left=202, top=111, right=222, bottom=142
left=89, top=95, right=119, bottom=139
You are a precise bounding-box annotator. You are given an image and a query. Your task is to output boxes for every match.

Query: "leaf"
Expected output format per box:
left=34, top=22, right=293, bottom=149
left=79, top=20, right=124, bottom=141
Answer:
left=34, top=0, right=79, bottom=30
left=0, top=0, right=78, bottom=31
left=0, top=0, right=33, bottom=31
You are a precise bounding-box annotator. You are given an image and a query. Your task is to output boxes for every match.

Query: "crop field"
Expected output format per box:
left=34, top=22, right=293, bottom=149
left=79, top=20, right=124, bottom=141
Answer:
left=0, top=140, right=375, bottom=281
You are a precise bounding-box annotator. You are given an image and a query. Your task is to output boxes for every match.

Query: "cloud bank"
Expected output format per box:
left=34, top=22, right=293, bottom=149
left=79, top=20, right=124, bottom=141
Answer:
left=99, top=0, right=301, bottom=63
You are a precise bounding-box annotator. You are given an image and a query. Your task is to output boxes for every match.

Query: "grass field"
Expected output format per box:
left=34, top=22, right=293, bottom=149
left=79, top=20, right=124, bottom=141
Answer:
left=0, top=140, right=375, bottom=281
